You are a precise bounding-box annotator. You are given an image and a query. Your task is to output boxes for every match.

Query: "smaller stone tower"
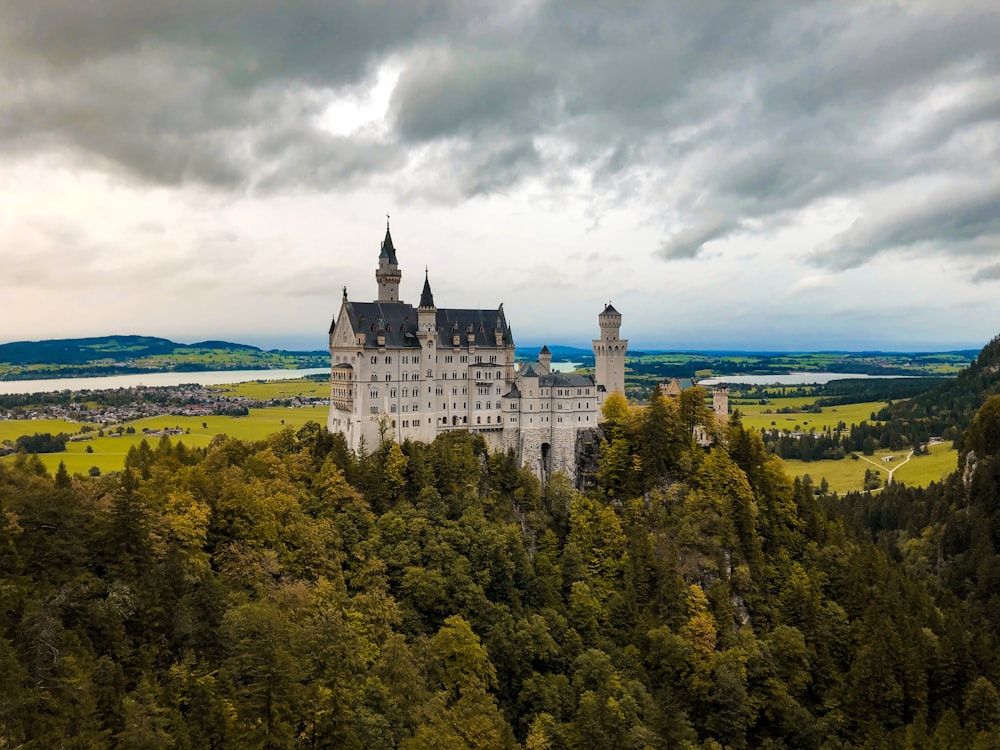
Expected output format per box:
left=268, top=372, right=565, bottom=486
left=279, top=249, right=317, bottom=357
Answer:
left=592, top=303, right=627, bottom=395
left=537, top=345, right=552, bottom=374
left=713, top=384, right=729, bottom=422
left=375, top=220, right=401, bottom=302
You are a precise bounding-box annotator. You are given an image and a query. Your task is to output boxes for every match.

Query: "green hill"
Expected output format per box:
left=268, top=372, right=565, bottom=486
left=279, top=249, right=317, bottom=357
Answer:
left=0, top=335, right=327, bottom=380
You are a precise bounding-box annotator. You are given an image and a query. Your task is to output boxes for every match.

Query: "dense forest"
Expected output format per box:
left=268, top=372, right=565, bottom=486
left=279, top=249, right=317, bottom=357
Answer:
left=3, top=384, right=1000, bottom=747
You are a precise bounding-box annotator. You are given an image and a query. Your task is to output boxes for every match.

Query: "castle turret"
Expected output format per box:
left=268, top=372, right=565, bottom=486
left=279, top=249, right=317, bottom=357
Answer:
left=537, top=345, right=552, bottom=374
left=418, top=268, right=436, bottom=336
left=592, top=303, right=628, bottom=395
left=375, top=219, right=401, bottom=302
left=713, top=384, right=730, bottom=422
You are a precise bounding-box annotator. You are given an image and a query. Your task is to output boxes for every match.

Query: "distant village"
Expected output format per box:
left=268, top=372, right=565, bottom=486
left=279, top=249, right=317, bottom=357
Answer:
left=0, top=384, right=329, bottom=427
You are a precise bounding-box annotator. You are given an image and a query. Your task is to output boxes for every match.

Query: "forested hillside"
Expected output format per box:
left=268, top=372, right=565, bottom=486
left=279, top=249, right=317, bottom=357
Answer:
left=2, top=389, right=1000, bottom=747
left=881, top=333, right=1000, bottom=442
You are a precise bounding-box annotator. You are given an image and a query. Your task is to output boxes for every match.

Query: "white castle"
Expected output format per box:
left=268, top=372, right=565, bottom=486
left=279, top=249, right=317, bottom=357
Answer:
left=327, top=222, right=628, bottom=482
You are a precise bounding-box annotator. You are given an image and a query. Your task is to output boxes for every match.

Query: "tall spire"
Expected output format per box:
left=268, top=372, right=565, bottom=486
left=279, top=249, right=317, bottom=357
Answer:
left=379, top=216, right=398, bottom=264
left=419, top=267, right=435, bottom=308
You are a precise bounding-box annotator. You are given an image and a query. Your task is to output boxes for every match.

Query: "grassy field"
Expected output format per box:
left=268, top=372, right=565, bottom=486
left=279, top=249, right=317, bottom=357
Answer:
left=783, top=442, right=957, bottom=494
left=2, top=406, right=328, bottom=475
left=735, top=399, right=888, bottom=433
left=210, top=377, right=328, bottom=400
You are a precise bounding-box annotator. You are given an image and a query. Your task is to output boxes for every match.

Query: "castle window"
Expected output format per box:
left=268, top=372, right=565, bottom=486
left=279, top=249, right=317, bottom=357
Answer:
left=371, top=373, right=377, bottom=381
left=477, top=417, right=481, bottom=424
left=390, top=404, right=397, bottom=413
left=427, top=369, right=433, bottom=378
left=463, top=417, right=468, bottom=423
left=414, top=420, right=420, bottom=426
left=386, top=356, right=392, bottom=364
left=486, top=401, right=491, bottom=409
left=460, top=356, right=468, bottom=363
left=496, top=371, right=501, bottom=379
left=370, top=356, right=377, bottom=364
left=390, top=388, right=396, bottom=397
left=414, top=403, right=419, bottom=411
left=391, top=420, right=396, bottom=428
left=476, top=402, right=481, bottom=409
left=386, top=373, right=391, bottom=381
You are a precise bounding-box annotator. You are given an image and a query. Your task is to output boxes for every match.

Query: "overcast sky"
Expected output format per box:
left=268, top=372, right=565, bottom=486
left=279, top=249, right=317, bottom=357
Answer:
left=2, top=1, right=999, bottom=353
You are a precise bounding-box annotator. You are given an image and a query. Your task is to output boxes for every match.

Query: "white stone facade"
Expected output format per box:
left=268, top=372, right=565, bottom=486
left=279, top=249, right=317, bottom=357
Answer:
left=327, top=225, right=626, bottom=482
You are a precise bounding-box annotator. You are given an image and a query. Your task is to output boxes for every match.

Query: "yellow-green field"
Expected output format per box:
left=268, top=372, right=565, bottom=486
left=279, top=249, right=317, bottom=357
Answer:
left=210, top=377, right=327, bottom=400
left=2, top=406, right=328, bottom=475
left=734, top=399, right=888, bottom=433
left=783, top=442, right=957, bottom=494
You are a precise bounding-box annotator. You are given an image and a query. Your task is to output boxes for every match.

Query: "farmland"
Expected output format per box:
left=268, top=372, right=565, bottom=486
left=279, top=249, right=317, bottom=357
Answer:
left=2, top=405, right=329, bottom=475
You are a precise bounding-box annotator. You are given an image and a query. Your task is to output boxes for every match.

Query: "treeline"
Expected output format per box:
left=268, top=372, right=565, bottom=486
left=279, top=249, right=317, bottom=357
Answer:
left=12, top=432, right=69, bottom=453
left=3, top=390, right=1000, bottom=747
left=811, top=377, right=947, bottom=406
left=760, top=419, right=933, bottom=461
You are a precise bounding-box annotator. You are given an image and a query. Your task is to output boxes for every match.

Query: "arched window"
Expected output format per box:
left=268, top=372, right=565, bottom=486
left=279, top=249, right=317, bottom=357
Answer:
left=371, top=373, right=377, bottom=381
left=385, top=373, right=391, bottom=381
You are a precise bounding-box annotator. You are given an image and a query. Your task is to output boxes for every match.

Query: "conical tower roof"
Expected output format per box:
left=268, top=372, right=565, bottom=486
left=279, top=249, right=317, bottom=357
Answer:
left=419, top=268, right=435, bottom=308
left=379, top=221, right=398, bottom=264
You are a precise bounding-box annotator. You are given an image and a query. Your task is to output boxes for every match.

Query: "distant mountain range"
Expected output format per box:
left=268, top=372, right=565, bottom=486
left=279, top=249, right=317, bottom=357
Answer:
left=0, top=336, right=328, bottom=380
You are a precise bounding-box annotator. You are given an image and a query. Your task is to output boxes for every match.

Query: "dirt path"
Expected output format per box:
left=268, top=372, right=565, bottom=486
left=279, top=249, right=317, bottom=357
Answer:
left=857, top=450, right=914, bottom=486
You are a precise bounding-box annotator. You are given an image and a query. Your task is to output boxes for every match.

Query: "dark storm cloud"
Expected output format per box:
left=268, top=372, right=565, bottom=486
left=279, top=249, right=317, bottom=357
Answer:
left=812, top=182, right=1000, bottom=270
left=1, top=0, right=998, bottom=270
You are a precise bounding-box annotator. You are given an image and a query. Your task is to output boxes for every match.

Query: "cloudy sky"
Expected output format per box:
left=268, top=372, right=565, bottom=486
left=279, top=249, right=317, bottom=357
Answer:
left=2, top=1, right=999, bottom=352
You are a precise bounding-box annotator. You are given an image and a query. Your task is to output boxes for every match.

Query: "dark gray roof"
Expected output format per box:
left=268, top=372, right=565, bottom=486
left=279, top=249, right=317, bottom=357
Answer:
left=419, top=271, right=435, bottom=308
left=539, top=373, right=596, bottom=388
left=502, top=383, right=522, bottom=399
left=379, top=224, right=398, bottom=264
left=539, top=344, right=551, bottom=355
left=341, top=300, right=513, bottom=349
left=601, top=303, right=620, bottom=316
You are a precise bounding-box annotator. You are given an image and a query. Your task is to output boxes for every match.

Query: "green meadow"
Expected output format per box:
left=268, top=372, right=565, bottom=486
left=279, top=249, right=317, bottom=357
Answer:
left=783, top=442, right=957, bottom=494
left=734, top=399, right=888, bottom=433
left=2, top=406, right=328, bottom=476
left=209, top=377, right=328, bottom=400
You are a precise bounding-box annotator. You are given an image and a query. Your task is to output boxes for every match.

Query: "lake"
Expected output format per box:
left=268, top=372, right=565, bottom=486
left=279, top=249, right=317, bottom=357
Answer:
left=0, top=368, right=331, bottom=395
left=696, top=372, right=916, bottom=386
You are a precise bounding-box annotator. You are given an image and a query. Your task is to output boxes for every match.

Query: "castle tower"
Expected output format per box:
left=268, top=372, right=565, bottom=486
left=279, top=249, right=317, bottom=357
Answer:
left=713, top=384, right=730, bottom=422
left=375, top=219, right=401, bottom=302
left=592, top=303, right=627, bottom=395
left=418, top=268, right=436, bottom=336
left=537, top=345, right=552, bottom=374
